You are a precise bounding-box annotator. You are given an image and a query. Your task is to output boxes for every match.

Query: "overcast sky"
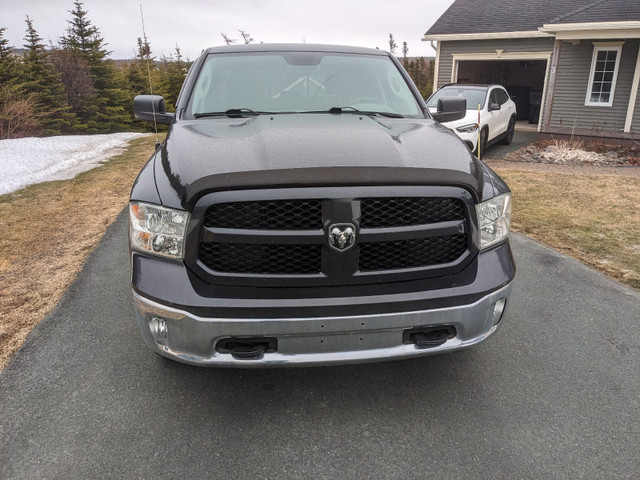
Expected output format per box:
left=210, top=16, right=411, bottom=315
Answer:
left=2, top=0, right=455, bottom=60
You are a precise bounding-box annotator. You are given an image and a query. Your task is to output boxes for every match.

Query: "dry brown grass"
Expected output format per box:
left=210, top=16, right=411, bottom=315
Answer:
left=0, top=135, right=157, bottom=370
left=495, top=168, right=640, bottom=290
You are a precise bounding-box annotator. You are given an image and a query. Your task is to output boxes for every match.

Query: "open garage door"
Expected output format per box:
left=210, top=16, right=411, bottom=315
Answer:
left=456, top=60, right=547, bottom=126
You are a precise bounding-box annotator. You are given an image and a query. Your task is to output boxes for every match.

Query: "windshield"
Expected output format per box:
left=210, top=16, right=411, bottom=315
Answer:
left=188, top=52, right=422, bottom=117
left=426, top=87, right=487, bottom=110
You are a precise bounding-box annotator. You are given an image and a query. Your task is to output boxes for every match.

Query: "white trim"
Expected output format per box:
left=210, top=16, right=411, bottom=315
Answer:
left=451, top=52, right=552, bottom=61
left=449, top=52, right=552, bottom=131
left=540, top=21, right=640, bottom=33
left=585, top=44, right=623, bottom=107
left=433, top=41, right=441, bottom=90
left=539, top=55, right=553, bottom=133
left=591, top=41, right=626, bottom=47
left=423, top=31, right=552, bottom=42
left=624, top=46, right=640, bottom=132
left=540, top=22, right=640, bottom=41
left=554, top=29, right=640, bottom=40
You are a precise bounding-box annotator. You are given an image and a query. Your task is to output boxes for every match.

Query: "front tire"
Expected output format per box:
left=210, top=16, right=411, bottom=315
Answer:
left=501, top=117, right=516, bottom=145
left=476, top=127, right=488, bottom=156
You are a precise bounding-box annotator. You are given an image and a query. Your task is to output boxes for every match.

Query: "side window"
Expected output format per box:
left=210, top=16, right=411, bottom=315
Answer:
left=586, top=43, right=623, bottom=107
left=496, top=89, right=509, bottom=105
left=489, top=89, right=499, bottom=106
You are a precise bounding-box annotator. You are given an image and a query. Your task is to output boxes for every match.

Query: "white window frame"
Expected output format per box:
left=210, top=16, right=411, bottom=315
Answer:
left=585, top=42, right=623, bottom=107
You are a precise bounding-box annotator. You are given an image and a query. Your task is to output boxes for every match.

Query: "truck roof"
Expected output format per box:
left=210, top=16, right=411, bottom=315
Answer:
left=203, top=43, right=387, bottom=56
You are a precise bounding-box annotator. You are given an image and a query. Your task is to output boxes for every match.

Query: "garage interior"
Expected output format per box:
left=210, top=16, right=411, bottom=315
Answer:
left=456, top=60, right=547, bottom=128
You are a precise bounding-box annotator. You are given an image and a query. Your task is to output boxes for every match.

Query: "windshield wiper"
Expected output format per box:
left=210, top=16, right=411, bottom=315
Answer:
left=194, top=108, right=265, bottom=118
left=303, top=106, right=404, bottom=118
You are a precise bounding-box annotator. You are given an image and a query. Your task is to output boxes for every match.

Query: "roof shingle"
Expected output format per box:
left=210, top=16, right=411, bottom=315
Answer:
left=425, top=0, right=639, bottom=36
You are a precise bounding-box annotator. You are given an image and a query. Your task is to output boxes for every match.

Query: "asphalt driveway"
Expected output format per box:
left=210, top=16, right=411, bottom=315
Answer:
left=1, top=211, right=638, bottom=479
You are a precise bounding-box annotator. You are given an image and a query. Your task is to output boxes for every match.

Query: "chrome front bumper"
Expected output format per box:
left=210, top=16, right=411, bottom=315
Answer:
left=133, top=283, right=512, bottom=367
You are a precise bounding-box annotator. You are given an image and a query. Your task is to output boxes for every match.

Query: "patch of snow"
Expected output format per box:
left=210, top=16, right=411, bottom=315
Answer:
left=0, top=132, right=146, bottom=196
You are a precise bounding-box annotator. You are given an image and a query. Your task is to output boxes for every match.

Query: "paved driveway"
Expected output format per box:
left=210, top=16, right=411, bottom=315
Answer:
left=1, top=212, right=638, bottom=479
left=483, top=129, right=539, bottom=159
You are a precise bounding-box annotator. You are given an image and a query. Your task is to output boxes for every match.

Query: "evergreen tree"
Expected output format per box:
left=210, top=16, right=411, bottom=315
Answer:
left=127, top=37, right=155, bottom=97
left=0, top=27, right=19, bottom=86
left=0, top=27, right=41, bottom=139
left=59, top=1, right=131, bottom=132
left=402, top=42, right=409, bottom=68
left=388, top=34, right=397, bottom=57
left=158, top=45, right=190, bottom=110
left=21, top=17, right=76, bottom=134
left=238, top=30, right=254, bottom=44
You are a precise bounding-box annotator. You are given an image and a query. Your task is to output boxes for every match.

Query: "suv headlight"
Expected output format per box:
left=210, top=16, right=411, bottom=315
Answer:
left=476, top=193, right=511, bottom=250
left=456, top=123, right=479, bottom=133
left=129, top=202, right=190, bottom=260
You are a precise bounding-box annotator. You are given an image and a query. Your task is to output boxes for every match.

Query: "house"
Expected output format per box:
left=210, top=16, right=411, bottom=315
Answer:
left=423, top=0, right=640, bottom=143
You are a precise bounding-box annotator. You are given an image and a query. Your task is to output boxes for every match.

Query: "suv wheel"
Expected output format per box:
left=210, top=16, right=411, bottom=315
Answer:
left=476, top=127, right=488, bottom=156
left=502, top=117, right=516, bottom=145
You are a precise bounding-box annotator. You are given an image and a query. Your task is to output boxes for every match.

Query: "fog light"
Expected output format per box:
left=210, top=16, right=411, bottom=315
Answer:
left=149, top=316, right=168, bottom=344
left=492, top=298, right=507, bottom=326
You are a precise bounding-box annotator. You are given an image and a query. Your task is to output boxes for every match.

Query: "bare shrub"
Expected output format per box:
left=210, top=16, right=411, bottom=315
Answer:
left=0, top=86, right=42, bottom=139
left=49, top=49, right=94, bottom=115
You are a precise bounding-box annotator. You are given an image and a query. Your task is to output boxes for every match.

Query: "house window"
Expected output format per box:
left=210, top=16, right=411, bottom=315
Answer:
left=585, top=43, right=623, bottom=107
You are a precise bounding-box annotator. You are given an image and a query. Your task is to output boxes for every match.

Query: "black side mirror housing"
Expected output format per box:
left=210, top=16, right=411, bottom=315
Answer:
left=134, top=95, right=175, bottom=125
left=431, top=96, right=467, bottom=123
left=489, top=103, right=501, bottom=111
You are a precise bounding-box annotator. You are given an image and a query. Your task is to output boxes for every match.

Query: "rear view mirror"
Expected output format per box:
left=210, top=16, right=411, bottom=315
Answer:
left=431, top=96, right=466, bottom=123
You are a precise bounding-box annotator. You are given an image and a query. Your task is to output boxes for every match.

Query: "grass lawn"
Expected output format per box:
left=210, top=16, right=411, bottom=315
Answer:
left=0, top=134, right=157, bottom=370
left=495, top=168, right=640, bottom=290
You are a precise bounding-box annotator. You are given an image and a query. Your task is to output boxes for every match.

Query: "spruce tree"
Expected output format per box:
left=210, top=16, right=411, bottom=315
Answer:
left=0, top=27, right=18, bottom=84
left=21, top=17, right=76, bottom=135
left=59, top=1, right=131, bottom=132
left=127, top=37, right=155, bottom=97
left=158, top=46, right=189, bottom=110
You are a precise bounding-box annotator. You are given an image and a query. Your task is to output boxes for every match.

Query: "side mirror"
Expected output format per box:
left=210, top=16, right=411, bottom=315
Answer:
left=134, top=95, right=175, bottom=125
left=489, top=103, right=501, bottom=111
left=431, top=96, right=467, bottom=123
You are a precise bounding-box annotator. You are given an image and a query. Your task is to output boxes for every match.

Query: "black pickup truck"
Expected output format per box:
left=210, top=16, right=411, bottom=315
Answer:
left=130, top=44, right=515, bottom=366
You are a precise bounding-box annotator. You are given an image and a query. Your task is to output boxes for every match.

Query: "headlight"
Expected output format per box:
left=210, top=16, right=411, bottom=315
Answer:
left=129, top=202, right=190, bottom=260
left=476, top=193, right=511, bottom=250
left=456, top=123, right=479, bottom=133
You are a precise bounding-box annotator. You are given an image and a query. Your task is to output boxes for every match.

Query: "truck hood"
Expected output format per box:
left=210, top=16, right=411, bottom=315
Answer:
left=153, top=113, right=485, bottom=210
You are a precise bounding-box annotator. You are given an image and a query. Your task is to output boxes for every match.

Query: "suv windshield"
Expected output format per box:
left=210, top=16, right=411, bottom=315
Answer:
left=188, top=51, right=421, bottom=117
left=427, top=86, right=487, bottom=110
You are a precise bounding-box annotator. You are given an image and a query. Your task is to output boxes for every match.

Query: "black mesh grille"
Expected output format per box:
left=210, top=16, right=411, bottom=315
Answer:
left=360, top=197, right=464, bottom=228
left=200, top=242, right=322, bottom=274
left=359, top=234, right=467, bottom=271
left=205, top=200, right=323, bottom=230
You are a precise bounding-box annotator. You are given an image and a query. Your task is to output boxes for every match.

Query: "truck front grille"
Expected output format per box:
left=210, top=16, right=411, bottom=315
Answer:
left=200, top=242, right=322, bottom=274
left=205, top=199, right=322, bottom=230
left=359, top=234, right=467, bottom=271
left=360, top=197, right=464, bottom=228
left=190, top=187, right=476, bottom=287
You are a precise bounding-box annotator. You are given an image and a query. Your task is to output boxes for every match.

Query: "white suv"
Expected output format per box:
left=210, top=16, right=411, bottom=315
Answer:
left=427, top=84, right=517, bottom=155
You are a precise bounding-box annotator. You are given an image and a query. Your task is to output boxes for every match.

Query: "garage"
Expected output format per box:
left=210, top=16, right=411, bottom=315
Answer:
left=455, top=59, right=548, bottom=126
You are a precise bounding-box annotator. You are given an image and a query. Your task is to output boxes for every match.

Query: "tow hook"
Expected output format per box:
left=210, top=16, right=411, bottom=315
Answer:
left=215, top=337, right=278, bottom=360
left=403, top=326, right=456, bottom=349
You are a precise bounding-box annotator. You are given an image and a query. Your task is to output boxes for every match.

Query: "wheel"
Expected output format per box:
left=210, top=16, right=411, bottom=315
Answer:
left=476, top=127, right=488, bottom=156
left=501, top=117, right=516, bottom=145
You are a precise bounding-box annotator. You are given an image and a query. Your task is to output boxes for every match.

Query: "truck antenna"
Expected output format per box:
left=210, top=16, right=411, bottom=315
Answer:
left=140, top=4, right=159, bottom=147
